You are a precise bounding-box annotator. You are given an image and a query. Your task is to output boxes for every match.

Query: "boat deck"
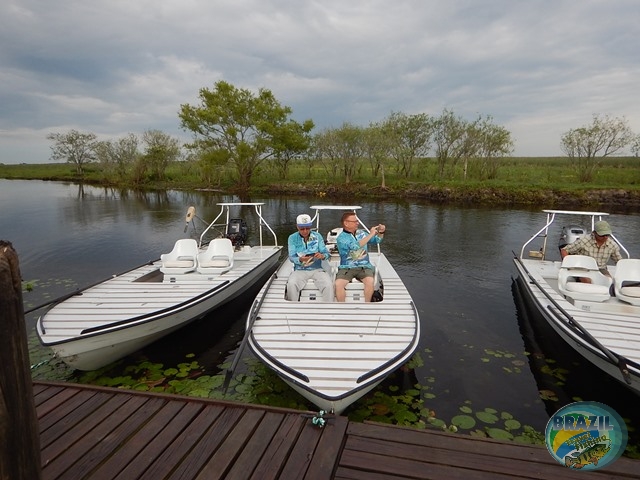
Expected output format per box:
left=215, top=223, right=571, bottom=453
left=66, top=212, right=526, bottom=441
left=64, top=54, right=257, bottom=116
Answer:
left=38, top=246, right=282, bottom=343
left=35, top=381, right=640, bottom=479
left=249, top=252, right=419, bottom=411
left=518, top=258, right=640, bottom=367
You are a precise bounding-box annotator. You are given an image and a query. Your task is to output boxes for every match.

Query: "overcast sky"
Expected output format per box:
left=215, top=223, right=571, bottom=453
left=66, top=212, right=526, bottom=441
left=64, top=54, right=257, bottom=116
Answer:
left=1, top=0, right=638, bottom=164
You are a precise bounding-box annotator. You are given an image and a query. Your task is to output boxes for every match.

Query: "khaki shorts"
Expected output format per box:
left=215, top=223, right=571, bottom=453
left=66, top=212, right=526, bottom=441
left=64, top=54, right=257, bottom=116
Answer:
left=336, top=267, right=374, bottom=282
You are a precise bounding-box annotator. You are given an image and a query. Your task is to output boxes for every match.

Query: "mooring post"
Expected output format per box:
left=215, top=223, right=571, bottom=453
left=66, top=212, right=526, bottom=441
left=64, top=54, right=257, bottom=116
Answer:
left=0, top=241, right=42, bottom=480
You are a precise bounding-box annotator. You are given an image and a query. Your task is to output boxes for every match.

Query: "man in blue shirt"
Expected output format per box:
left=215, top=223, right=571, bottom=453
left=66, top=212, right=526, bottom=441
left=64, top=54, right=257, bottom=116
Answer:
left=286, top=214, right=332, bottom=301
left=335, top=212, right=385, bottom=302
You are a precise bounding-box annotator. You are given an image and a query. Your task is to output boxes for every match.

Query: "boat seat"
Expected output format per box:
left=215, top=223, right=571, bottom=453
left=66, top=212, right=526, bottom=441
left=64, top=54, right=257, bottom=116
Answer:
left=614, top=259, right=640, bottom=306
left=344, top=281, right=365, bottom=302
left=160, top=239, right=199, bottom=274
left=557, top=255, right=612, bottom=302
left=197, top=238, right=234, bottom=274
left=300, top=279, right=321, bottom=302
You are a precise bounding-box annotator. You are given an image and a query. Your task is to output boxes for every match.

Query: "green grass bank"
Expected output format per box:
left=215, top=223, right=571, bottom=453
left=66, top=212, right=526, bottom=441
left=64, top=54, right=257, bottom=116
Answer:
left=2, top=157, right=640, bottom=210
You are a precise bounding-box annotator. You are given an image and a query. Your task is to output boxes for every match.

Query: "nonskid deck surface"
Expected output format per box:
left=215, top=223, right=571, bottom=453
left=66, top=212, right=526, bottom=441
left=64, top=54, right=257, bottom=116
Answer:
left=517, top=259, right=640, bottom=369
left=40, top=248, right=280, bottom=343
left=250, top=254, right=418, bottom=397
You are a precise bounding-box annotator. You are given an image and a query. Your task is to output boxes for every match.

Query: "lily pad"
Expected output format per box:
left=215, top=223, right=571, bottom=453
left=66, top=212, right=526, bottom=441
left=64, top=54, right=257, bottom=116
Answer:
left=451, top=414, right=476, bottom=429
left=486, top=428, right=514, bottom=440
left=476, top=410, right=499, bottom=424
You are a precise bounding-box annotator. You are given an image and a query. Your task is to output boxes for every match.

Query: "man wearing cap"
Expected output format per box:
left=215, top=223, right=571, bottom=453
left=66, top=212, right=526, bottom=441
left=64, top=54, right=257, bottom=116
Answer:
left=560, top=220, right=622, bottom=277
left=286, top=214, right=332, bottom=301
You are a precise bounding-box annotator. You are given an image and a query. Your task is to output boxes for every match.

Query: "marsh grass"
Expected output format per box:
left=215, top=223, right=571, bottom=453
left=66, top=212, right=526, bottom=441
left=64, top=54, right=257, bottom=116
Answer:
left=2, top=156, right=640, bottom=200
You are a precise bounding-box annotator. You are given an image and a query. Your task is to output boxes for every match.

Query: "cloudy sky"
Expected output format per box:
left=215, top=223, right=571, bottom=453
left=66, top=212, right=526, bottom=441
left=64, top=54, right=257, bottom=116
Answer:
left=1, top=0, right=638, bottom=164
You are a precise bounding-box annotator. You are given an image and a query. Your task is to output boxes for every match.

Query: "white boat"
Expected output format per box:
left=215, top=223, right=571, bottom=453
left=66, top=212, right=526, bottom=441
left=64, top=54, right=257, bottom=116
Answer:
left=245, top=205, right=420, bottom=414
left=513, top=209, right=640, bottom=396
left=36, top=203, right=283, bottom=371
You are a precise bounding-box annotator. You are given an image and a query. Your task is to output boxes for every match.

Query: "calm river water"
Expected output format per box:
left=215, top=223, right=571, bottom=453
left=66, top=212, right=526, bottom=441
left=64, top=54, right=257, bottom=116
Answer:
left=2, top=179, right=640, bottom=449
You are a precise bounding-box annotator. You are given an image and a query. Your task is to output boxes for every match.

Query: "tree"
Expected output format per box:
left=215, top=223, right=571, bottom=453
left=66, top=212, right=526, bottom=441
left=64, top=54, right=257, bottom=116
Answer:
left=179, top=81, right=313, bottom=191
left=140, top=130, right=181, bottom=181
left=433, top=109, right=471, bottom=179
left=271, top=119, right=314, bottom=179
left=363, top=123, right=391, bottom=181
left=560, top=114, right=634, bottom=182
left=382, top=112, right=433, bottom=178
left=46, top=130, right=97, bottom=176
left=631, top=134, right=640, bottom=157
left=471, top=116, right=514, bottom=180
left=94, top=133, right=139, bottom=181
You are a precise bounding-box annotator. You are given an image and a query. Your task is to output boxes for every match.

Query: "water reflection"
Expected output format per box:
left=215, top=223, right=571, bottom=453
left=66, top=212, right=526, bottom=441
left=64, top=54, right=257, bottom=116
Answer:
left=512, top=277, right=640, bottom=451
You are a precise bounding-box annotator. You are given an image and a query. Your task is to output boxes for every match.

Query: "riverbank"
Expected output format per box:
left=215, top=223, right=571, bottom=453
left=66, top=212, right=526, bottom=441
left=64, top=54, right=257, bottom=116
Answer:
left=2, top=161, right=640, bottom=211
left=262, top=182, right=640, bottom=211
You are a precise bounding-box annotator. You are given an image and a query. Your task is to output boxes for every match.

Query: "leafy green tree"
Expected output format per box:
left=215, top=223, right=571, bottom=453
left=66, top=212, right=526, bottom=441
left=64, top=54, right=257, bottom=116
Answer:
left=382, top=112, right=433, bottom=178
left=94, top=133, right=139, bottom=181
left=140, top=130, right=181, bottom=181
left=46, top=130, right=97, bottom=176
left=561, top=114, right=634, bottom=182
left=631, top=134, right=640, bottom=157
left=363, top=123, right=391, bottom=181
left=271, top=119, right=314, bottom=179
left=433, top=109, right=471, bottom=179
left=312, top=124, right=366, bottom=184
left=474, top=117, right=513, bottom=180
left=179, top=81, right=313, bottom=191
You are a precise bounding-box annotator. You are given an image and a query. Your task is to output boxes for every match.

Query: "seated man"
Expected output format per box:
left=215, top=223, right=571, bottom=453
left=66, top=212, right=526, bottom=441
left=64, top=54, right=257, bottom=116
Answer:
left=335, top=212, right=385, bottom=302
left=286, top=214, right=332, bottom=301
left=560, top=220, right=622, bottom=281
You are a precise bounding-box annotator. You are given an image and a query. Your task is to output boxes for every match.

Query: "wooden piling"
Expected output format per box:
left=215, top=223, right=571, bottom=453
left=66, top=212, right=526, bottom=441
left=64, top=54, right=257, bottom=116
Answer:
left=0, top=241, right=42, bottom=480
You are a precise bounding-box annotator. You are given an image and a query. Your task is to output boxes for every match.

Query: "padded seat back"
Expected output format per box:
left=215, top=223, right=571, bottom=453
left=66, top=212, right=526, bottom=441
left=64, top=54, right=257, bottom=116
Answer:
left=197, top=238, right=234, bottom=274
left=160, top=239, right=199, bottom=274
left=614, top=259, right=640, bottom=306
left=557, top=255, right=611, bottom=302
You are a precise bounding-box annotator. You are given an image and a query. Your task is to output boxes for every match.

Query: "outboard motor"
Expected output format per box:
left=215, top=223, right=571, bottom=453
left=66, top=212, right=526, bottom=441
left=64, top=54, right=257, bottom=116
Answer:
left=226, top=218, right=248, bottom=247
left=559, top=224, right=587, bottom=251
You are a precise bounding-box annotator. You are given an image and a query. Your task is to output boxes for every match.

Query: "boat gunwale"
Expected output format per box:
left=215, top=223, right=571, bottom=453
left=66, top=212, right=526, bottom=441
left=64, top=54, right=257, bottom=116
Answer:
left=37, top=247, right=282, bottom=347
left=514, top=256, right=640, bottom=384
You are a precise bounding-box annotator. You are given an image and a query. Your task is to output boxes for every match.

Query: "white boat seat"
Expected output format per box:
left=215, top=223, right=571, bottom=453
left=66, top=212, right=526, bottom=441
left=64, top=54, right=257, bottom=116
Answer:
left=197, top=238, right=234, bottom=274
left=345, top=281, right=365, bottom=302
left=160, top=239, right=199, bottom=274
left=614, top=259, right=640, bottom=306
left=300, top=279, right=320, bottom=302
left=557, top=255, right=612, bottom=302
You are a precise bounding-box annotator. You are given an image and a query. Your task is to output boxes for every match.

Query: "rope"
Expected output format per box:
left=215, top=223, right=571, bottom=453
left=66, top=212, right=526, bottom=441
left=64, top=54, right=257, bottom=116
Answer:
left=311, top=410, right=327, bottom=428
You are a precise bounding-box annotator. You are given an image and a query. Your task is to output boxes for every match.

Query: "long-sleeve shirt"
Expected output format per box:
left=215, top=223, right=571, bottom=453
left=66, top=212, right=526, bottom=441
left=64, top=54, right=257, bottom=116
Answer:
left=336, top=229, right=382, bottom=269
left=287, top=231, right=330, bottom=271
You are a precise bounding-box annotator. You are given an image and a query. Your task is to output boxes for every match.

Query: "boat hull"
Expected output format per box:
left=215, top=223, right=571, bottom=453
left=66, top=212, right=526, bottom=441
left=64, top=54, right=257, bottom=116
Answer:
left=513, top=256, right=640, bottom=396
left=38, top=246, right=282, bottom=370
left=248, top=252, right=420, bottom=414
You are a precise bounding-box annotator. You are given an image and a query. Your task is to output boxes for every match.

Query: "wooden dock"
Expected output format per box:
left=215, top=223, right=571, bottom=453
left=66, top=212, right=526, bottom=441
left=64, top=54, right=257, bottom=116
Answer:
left=35, top=381, right=640, bottom=479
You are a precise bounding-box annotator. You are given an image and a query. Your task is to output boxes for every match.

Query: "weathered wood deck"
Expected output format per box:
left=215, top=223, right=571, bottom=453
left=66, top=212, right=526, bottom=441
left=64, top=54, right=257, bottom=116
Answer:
left=35, top=381, right=640, bottom=479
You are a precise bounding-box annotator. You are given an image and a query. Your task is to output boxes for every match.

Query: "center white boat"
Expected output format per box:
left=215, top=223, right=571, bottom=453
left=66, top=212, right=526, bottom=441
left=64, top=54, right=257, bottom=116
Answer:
left=36, top=202, right=283, bottom=371
left=245, top=205, right=420, bottom=414
left=513, top=209, right=640, bottom=396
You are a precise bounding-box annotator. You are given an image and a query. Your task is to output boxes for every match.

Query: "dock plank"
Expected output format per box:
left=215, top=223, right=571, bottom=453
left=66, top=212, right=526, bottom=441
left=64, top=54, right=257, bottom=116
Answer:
left=248, top=414, right=309, bottom=480
left=138, top=404, right=225, bottom=480
left=196, top=408, right=267, bottom=480
left=32, top=381, right=640, bottom=480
